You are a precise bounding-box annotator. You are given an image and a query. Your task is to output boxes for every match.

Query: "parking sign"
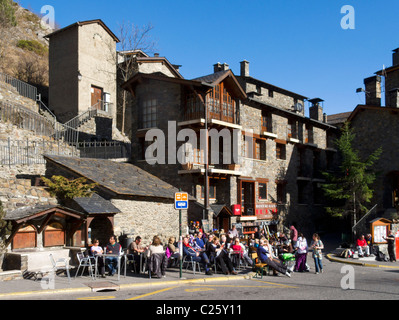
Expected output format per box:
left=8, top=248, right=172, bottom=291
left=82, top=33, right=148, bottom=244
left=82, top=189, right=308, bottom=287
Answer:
left=175, top=192, right=188, bottom=210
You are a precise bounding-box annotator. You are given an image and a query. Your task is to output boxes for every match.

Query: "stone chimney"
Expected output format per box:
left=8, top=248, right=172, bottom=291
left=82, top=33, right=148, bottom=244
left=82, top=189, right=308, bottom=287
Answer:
left=364, top=75, right=381, bottom=106
left=214, top=62, right=229, bottom=73
left=393, top=48, right=399, bottom=67
left=240, top=60, right=249, bottom=77
left=308, top=98, right=324, bottom=122
left=388, top=88, right=399, bottom=108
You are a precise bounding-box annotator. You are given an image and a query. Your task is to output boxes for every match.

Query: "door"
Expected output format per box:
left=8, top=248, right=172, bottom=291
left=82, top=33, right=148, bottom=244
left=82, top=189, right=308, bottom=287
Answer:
left=91, top=86, right=103, bottom=108
left=241, top=181, right=255, bottom=216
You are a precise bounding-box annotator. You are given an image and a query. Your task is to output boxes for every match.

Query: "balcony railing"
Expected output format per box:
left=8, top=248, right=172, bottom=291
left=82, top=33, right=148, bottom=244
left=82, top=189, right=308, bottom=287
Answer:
left=183, top=102, right=237, bottom=125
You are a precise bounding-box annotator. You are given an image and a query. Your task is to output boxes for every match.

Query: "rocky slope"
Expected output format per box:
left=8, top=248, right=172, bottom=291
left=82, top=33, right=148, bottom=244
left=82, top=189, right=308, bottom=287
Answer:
left=0, top=1, right=54, bottom=86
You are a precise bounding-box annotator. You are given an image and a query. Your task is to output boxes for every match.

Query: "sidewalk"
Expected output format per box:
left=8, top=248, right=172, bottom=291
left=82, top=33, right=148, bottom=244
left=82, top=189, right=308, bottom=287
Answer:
left=0, top=267, right=252, bottom=299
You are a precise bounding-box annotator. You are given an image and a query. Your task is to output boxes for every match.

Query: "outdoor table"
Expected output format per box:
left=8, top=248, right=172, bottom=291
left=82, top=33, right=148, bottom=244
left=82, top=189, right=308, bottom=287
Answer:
left=95, top=253, right=126, bottom=281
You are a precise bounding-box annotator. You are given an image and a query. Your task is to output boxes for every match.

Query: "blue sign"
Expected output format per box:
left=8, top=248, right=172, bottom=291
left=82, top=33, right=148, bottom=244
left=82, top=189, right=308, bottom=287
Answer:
left=175, top=192, right=189, bottom=210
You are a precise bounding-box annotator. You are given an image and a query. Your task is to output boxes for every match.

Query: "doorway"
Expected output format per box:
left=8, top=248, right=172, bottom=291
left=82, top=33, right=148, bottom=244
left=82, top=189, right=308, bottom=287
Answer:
left=91, top=85, right=103, bottom=108
left=240, top=181, right=255, bottom=216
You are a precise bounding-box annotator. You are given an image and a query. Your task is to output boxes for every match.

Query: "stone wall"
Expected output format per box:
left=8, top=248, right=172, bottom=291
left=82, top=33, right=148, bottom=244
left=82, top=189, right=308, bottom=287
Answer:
left=111, top=197, right=187, bottom=246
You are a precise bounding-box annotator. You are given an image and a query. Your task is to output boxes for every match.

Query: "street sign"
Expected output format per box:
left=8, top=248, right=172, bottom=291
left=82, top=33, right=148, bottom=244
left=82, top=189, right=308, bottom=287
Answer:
left=175, top=192, right=188, bottom=210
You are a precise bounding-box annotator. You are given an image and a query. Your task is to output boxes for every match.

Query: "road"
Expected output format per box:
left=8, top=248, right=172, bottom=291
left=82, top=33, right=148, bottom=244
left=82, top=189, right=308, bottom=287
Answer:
left=6, top=257, right=399, bottom=303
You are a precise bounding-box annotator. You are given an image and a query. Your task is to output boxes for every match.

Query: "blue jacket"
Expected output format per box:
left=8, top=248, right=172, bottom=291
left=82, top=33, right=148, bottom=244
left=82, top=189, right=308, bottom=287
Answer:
left=257, top=245, right=270, bottom=263
left=183, top=244, right=197, bottom=257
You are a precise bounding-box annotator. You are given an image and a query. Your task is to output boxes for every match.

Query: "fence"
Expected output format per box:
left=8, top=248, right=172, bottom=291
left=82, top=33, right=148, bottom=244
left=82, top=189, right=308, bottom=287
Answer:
left=0, top=138, right=131, bottom=166
left=0, top=72, right=37, bottom=101
left=74, top=141, right=131, bottom=160
left=0, top=138, right=79, bottom=166
left=0, top=100, right=54, bottom=137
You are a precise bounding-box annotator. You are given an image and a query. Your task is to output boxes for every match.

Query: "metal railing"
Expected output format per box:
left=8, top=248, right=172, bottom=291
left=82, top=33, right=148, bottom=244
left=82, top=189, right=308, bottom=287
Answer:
left=0, top=100, right=54, bottom=137
left=64, top=100, right=112, bottom=130
left=0, top=137, right=79, bottom=166
left=74, top=141, right=131, bottom=159
left=0, top=138, right=131, bottom=166
left=0, top=72, right=37, bottom=101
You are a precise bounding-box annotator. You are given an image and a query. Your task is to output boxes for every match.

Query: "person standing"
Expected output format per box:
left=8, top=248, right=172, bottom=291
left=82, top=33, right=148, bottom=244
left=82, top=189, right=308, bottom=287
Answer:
left=289, top=224, right=298, bottom=248
left=310, top=233, right=324, bottom=274
left=294, top=233, right=308, bottom=272
left=383, top=230, right=397, bottom=262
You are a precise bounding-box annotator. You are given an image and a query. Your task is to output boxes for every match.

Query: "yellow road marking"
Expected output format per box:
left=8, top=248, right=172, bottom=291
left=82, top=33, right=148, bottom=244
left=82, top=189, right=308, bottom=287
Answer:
left=251, top=280, right=299, bottom=288
left=126, top=286, right=179, bottom=300
left=185, top=288, right=215, bottom=292
left=77, top=296, right=116, bottom=300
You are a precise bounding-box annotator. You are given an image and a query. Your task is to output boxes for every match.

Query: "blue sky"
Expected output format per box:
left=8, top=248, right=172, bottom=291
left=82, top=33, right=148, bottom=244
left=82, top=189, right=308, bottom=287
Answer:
left=18, top=0, right=399, bottom=116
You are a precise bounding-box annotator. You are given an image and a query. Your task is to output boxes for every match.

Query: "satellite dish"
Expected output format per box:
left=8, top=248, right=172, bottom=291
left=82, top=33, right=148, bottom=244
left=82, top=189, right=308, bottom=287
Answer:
left=294, top=102, right=303, bottom=113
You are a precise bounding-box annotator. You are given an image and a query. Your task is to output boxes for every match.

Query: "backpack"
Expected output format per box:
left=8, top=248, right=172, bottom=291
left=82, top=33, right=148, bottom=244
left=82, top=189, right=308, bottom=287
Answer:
left=376, top=250, right=388, bottom=262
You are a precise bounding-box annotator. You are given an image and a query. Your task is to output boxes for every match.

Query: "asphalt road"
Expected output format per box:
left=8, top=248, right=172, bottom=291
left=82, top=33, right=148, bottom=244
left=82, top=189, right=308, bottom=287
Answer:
left=6, top=257, right=399, bottom=303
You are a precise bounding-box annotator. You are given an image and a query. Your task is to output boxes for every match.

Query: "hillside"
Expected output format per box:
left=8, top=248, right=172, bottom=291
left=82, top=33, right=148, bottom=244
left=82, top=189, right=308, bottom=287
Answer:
left=0, top=1, right=54, bottom=86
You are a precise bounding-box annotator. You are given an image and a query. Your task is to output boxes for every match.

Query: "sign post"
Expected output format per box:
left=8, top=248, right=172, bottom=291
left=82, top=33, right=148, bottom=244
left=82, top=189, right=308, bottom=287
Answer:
left=175, top=191, right=188, bottom=279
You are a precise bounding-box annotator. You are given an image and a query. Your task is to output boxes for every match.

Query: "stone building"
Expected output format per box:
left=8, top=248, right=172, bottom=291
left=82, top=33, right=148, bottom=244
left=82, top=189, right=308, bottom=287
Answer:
left=325, top=47, right=399, bottom=236
left=122, top=57, right=339, bottom=236
left=45, top=20, right=120, bottom=140
left=347, top=48, right=399, bottom=222
left=42, top=155, right=187, bottom=246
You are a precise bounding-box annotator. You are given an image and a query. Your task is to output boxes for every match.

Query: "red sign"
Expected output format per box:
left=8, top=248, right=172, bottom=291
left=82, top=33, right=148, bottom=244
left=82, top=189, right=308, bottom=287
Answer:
left=232, top=204, right=241, bottom=216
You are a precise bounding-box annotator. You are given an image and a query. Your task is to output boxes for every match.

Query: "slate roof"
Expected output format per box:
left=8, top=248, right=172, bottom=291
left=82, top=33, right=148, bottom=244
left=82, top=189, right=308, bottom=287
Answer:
left=4, top=205, right=84, bottom=221
left=73, top=193, right=121, bottom=214
left=5, top=204, right=56, bottom=221
left=210, top=204, right=232, bottom=217
left=327, top=111, right=352, bottom=125
left=44, top=155, right=185, bottom=200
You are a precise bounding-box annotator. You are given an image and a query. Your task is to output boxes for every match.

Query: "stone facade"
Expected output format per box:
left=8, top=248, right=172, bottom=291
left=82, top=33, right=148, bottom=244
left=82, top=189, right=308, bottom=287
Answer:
left=123, top=58, right=340, bottom=236
left=47, top=20, right=118, bottom=125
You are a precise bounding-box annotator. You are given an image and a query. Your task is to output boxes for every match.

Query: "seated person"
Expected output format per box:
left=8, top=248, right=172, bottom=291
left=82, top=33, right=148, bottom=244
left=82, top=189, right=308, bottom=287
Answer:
left=257, top=239, right=292, bottom=277
left=356, top=235, right=370, bottom=257
left=208, top=237, right=237, bottom=275
left=166, top=237, right=180, bottom=266
left=182, top=236, right=213, bottom=275
left=90, top=239, right=105, bottom=278
left=127, top=236, right=146, bottom=273
left=146, top=236, right=166, bottom=277
left=230, top=237, right=253, bottom=266
left=105, top=235, right=122, bottom=276
left=146, top=235, right=164, bottom=257
left=194, top=231, right=207, bottom=251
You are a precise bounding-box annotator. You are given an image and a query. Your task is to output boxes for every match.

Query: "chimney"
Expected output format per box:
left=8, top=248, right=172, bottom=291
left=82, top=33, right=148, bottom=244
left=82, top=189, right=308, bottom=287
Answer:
left=240, top=60, right=249, bottom=77
left=388, top=88, right=399, bottom=108
left=308, top=98, right=324, bottom=122
left=213, top=62, right=229, bottom=73
left=393, top=48, right=399, bottom=66
left=213, top=62, right=222, bottom=73
left=364, top=75, right=381, bottom=106
left=154, top=53, right=160, bottom=57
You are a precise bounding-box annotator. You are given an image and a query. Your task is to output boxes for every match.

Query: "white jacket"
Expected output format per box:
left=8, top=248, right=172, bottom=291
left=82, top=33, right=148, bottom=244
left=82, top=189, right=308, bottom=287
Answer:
left=296, top=237, right=308, bottom=254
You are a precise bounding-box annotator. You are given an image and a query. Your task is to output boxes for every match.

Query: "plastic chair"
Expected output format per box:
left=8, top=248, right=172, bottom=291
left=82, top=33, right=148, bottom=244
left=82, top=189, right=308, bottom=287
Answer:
left=183, top=255, right=201, bottom=275
left=49, top=253, right=71, bottom=282
left=75, top=251, right=95, bottom=280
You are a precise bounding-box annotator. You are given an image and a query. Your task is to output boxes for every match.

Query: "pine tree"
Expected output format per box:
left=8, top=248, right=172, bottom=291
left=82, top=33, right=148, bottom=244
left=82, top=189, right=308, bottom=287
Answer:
left=322, top=122, right=382, bottom=221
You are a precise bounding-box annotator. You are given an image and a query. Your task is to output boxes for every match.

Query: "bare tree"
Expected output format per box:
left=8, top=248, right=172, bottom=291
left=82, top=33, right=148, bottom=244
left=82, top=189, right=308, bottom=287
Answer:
left=116, top=21, right=157, bottom=134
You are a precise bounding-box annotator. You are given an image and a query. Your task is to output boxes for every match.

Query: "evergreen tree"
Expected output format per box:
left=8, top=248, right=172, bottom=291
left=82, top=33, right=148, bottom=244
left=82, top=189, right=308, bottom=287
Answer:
left=322, top=122, right=382, bottom=221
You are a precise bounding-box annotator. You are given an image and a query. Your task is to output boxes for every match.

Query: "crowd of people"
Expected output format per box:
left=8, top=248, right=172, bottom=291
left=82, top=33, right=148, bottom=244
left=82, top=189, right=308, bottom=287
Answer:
left=88, top=223, right=327, bottom=278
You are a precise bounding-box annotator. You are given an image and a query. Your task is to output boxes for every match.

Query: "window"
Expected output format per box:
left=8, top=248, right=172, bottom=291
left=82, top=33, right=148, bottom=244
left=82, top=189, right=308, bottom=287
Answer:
left=255, top=139, right=266, bottom=160
left=139, top=99, right=157, bottom=129
left=276, top=143, right=286, bottom=160
left=262, top=111, right=272, bottom=132
left=201, top=184, right=216, bottom=199
left=258, top=182, right=267, bottom=200
left=288, top=119, right=297, bottom=139
left=268, top=90, right=274, bottom=98
left=297, top=180, right=308, bottom=204
left=277, top=182, right=286, bottom=203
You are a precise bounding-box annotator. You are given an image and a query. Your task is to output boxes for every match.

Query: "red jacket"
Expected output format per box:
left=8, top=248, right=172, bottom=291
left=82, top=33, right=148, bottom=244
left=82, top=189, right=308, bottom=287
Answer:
left=357, top=239, right=367, bottom=247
